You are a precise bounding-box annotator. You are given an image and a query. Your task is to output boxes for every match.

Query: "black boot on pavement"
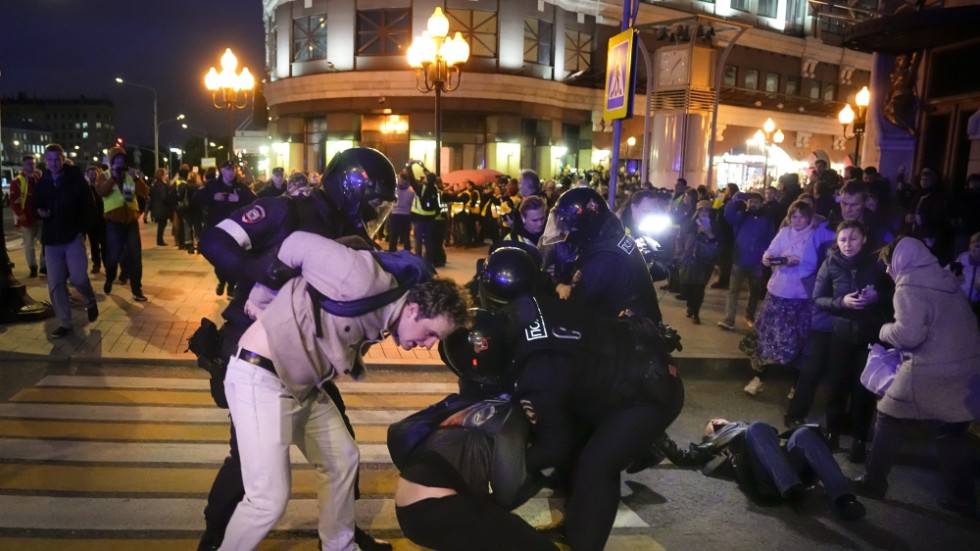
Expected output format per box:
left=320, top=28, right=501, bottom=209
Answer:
left=87, top=304, right=99, bottom=322
left=354, top=526, right=393, bottom=551
left=835, top=494, right=867, bottom=521
left=29, top=266, right=38, bottom=278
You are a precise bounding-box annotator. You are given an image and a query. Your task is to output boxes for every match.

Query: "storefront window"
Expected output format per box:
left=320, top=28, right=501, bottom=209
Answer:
left=765, top=72, right=779, bottom=93
left=293, top=15, right=327, bottom=62
left=565, top=30, right=592, bottom=73
left=524, top=18, right=553, bottom=65
left=356, top=9, right=410, bottom=56
left=723, top=65, right=737, bottom=87
left=447, top=9, right=497, bottom=57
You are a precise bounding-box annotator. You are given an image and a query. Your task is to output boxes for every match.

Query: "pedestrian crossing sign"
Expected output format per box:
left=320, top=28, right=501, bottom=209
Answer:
left=603, top=28, right=637, bottom=121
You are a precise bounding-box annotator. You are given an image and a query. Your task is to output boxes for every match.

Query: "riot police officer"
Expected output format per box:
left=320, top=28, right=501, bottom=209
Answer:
left=544, top=187, right=664, bottom=324
left=194, top=148, right=396, bottom=551
left=451, top=246, right=684, bottom=551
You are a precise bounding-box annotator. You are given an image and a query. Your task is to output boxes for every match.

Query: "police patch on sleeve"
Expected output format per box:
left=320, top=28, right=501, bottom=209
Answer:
left=617, top=235, right=636, bottom=254
left=241, top=205, right=266, bottom=224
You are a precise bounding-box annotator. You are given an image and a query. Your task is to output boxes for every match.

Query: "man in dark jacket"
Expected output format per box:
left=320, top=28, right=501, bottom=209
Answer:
left=193, top=160, right=257, bottom=297
left=718, top=192, right=775, bottom=330
left=646, top=419, right=866, bottom=521
left=34, top=144, right=98, bottom=337
left=149, top=168, right=176, bottom=246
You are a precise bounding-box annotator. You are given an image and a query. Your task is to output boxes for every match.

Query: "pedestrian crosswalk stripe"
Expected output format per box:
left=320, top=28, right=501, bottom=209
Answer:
left=0, top=437, right=394, bottom=465
left=0, top=372, right=655, bottom=547
left=0, top=402, right=408, bottom=425
left=11, top=387, right=449, bottom=409
left=35, top=375, right=459, bottom=395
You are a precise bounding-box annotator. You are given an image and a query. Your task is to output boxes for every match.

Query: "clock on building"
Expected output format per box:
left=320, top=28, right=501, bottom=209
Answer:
left=655, top=46, right=691, bottom=89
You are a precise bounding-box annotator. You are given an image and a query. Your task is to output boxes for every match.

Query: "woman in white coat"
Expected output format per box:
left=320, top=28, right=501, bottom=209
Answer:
left=857, top=237, right=980, bottom=518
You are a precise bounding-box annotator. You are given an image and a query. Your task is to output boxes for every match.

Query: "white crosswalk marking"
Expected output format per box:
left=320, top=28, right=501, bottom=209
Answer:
left=0, top=372, right=655, bottom=549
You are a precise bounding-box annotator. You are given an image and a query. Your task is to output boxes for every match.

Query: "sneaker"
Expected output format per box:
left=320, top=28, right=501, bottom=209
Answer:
left=744, top=376, right=764, bottom=396
left=132, top=292, right=148, bottom=302
left=835, top=494, right=867, bottom=521
left=50, top=326, right=73, bottom=338
left=717, top=321, right=735, bottom=331
left=692, top=315, right=701, bottom=325
left=744, top=316, right=755, bottom=329
left=87, top=304, right=99, bottom=322
left=103, top=279, right=113, bottom=294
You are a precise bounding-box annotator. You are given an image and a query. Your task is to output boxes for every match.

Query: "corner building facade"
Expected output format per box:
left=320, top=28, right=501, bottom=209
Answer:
left=261, top=0, right=874, bottom=189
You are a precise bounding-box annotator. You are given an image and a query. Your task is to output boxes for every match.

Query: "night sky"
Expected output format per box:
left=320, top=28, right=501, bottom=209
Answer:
left=1, top=0, right=265, bottom=149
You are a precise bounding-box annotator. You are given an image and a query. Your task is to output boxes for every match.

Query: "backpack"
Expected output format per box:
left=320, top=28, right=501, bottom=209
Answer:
left=306, top=250, right=436, bottom=337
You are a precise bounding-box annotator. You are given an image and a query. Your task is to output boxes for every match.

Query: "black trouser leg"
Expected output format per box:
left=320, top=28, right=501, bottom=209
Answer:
left=933, top=420, right=975, bottom=507
left=684, top=282, right=706, bottom=316
left=156, top=219, right=168, bottom=244
left=199, top=422, right=244, bottom=551
left=785, top=331, right=832, bottom=421
left=566, top=377, right=684, bottom=551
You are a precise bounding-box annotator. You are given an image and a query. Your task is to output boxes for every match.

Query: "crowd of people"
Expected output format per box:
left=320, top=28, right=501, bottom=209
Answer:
left=6, top=143, right=980, bottom=549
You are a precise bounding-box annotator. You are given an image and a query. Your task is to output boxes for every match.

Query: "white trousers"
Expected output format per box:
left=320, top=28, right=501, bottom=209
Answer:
left=219, top=357, right=360, bottom=551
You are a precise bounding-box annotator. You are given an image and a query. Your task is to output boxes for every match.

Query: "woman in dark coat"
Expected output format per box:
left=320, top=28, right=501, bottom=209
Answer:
left=149, top=168, right=176, bottom=246
left=812, top=219, right=892, bottom=463
left=678, top=200, right=720, bottom=324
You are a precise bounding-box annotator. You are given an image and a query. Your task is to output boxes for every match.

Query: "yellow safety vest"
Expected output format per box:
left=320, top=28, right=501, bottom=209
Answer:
left=102, top=173, right=141, bottom=215
left=14, top=174, right=29, bottom=209
left=411, top=183, right=437, bottom=216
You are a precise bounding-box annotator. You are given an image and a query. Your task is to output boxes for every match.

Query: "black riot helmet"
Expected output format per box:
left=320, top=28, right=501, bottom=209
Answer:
left=552, top=187, right=609, bottom=246
left=322, top=147, right=397, bottom=218
left=478, top=246, right=539, bottom=310
left=438, top=308, right=511, bottom=387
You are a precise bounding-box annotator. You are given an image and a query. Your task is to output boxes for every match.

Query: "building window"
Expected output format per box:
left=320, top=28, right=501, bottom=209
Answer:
left=757, top=0, right=777, bottom=18
left=822, top=83, right=836, bottom=100
left=765, top=72, right=779, bottom=93
left=723, top=65, right=737, bottom=87
left=82, top=132, right=89, bottom=139
left=564, top=30, right=593, bottom=73
left=731, top=0, right=750, bottom=12
left=524, top=18, right=553, bottom=65
left=785, top=77, right=798, bottom=96
left=808, top=80, right=821, bottom=99
left=447, top=9, right=497, bottom=57
left=357, top=8, right=410, bottom=56
left=744, top=69, right=759, bottom=90
left=293, top=15, right=327, bottom=62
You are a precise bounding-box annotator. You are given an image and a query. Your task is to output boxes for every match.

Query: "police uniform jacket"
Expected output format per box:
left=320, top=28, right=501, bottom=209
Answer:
left=504, top=296, right=680, bottom=471
left=570, top=214, right=663, bottom=324
left=254, top=232, right=402, bottom=402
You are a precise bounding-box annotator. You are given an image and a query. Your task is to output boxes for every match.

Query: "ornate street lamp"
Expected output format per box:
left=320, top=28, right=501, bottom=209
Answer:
left=838, top=85, right=870, bottom=167
left=756, top=118, right=785, bottom=187
left=204, top=48, right=255, bottom=161
left=407, top=7, right=470, bottom=175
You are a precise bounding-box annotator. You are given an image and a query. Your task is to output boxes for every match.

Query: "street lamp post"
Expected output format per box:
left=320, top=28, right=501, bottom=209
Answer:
left=407, top=7, right=470, bottom=176
left=838, top=85, right=870, bottom=167
left=756, top=118, right=785, bottom=187
left=204, top=48, right=255, bottom=162
left=114, top=77, right=159, bottom=173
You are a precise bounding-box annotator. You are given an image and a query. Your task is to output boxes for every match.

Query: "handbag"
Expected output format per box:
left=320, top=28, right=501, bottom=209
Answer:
left=861, top=343, right=901, bottom=398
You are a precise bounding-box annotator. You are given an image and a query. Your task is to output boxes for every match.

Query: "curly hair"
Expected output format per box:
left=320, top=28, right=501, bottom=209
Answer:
left=405, top=278, right=470, bottom=327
